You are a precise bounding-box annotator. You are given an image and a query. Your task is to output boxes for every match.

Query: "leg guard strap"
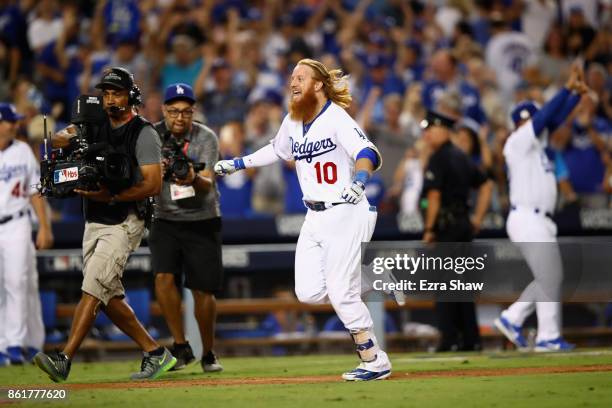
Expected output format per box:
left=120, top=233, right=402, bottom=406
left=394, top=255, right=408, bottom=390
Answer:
left=350, top=329, right=379, bottom=363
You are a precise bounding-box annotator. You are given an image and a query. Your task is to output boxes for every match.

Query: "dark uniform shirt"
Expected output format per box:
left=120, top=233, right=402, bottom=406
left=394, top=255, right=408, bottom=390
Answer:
left=422, top=141, right=487, bottom=240
left=423, top=141, right=487, bottom=209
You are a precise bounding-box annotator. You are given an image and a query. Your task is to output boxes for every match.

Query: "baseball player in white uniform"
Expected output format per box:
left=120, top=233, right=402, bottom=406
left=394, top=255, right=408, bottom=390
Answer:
left=215, top=59, right=391, bottom=381
left=494, top=65, right=586, bottom=352
left=0, top=103, right=53, bottom=366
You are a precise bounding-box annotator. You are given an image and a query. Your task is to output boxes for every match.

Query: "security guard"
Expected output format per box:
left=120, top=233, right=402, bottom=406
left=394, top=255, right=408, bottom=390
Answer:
left=420, top=110, right=493, bottom=352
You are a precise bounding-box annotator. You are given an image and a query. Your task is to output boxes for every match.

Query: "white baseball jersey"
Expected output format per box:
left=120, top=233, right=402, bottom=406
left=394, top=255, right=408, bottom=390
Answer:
left=0, top=139, right=42, bottom=351
left=270, top=101, right=381, bottom=202
left=503, top=121, right=557, bottom=213
left=0, top=140, right=39, bottom=217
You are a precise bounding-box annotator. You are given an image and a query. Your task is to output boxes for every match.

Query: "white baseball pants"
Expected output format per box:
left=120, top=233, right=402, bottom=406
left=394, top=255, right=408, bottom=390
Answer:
left=504, top=207, right=563, bottom=342
left=0, top=216, right=33, bottom=349
left=294, top=199, right=377, bottom=330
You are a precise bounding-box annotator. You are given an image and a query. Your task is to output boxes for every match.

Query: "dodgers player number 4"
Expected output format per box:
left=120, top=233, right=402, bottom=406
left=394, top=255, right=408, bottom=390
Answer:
left=0, top=103, right=53, bottom=367
left=494, top=63, right=588, bottom=352
left=215, top=59, right=391, bottom=381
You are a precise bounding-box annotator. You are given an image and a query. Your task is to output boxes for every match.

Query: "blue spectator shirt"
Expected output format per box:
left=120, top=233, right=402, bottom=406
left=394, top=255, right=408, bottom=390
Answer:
left=103, top=0, right=141, bottom=46
left=562, top=117, right=611, bottom=193
left=422, top=79, right=487, bottom=124
left=283, top=164, right=306, bottom=214
left=217, top=156, right=253, bottom=217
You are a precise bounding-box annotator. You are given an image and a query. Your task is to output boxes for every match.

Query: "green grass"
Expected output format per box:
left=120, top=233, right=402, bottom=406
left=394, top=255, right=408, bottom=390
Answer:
left=1, top=350, right=611, bottom=407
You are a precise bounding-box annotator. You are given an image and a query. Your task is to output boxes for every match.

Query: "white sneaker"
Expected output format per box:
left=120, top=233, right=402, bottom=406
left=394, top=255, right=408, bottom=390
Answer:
left=342, top=363, right=392, bottom=381
left=201, top=351, right=223, bottom=372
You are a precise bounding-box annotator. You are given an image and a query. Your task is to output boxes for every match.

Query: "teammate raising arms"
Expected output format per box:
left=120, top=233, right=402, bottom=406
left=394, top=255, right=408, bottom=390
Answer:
left=215, top=59, right=391, bottom=381
left=494, top=63, right=588, bottom=352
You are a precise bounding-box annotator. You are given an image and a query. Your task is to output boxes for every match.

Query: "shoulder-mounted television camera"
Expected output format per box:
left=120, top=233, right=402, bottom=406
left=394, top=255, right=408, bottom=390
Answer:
left=162, top=135, right=205, bottom=181
left=38, top=95, right=132, bottom=198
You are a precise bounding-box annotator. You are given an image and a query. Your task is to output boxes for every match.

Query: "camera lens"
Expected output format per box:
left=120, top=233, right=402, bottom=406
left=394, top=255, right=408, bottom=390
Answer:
left=172, top=159, right=190, bottom=179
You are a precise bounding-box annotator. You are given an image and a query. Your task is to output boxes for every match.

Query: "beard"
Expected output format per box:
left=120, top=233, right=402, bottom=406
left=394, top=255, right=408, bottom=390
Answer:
left=289, top=86, right=318, bottom=122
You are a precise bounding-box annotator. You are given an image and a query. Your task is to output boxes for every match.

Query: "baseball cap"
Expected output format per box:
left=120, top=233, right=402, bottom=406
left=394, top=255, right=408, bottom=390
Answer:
left=164, top=83, right=196, bottom=104
left=404, top=39, right=422, bottom=57
left=365, top=53, right=388, bottom=69
left=250, top=88, right=283, bottom=107
left=0, top=103, right=24, bottom=122
left=569, top=5, right=583, bottom=15
left=510, top=101, right=539, bottom=127
left=420, top=110, right=456, bottom=130
left=211, top=58, right=230, bottom=71
left=95, top=67, right=134, bottom=90
left=368, top=32, right=388, bottom=48
left=456, top=117, right=480, bottom=136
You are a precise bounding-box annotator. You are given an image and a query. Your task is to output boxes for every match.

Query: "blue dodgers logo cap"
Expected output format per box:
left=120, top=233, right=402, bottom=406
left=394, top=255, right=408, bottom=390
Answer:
left=510, top=101, right=539, bottom=127
left=0, top=103, right=24, bottom=122
left=164, top=83, right=195, bottom=104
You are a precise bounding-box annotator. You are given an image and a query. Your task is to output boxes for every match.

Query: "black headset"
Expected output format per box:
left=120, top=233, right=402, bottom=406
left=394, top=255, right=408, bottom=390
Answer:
left=108, top=67, right=143, bottom=106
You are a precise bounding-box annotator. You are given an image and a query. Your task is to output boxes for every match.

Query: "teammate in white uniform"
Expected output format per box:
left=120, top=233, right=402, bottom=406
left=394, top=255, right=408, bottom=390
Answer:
left=494, top=65, right=586, bottom=352
left=0, top=103, right=53, bottom=366
left=215, top=59, right=391, bottom=381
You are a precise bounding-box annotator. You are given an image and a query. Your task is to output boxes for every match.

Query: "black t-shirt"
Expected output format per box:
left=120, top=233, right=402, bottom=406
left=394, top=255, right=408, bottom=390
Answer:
left=422, top=141, right=487, bottom=210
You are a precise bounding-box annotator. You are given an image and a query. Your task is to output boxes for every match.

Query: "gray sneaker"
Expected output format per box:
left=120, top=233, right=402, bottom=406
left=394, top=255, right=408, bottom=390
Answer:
left=201, top=350, right=223, bottom=372
left=34, top=351, right=71, bottom=383
left=130, top=348, right=177, bottom=380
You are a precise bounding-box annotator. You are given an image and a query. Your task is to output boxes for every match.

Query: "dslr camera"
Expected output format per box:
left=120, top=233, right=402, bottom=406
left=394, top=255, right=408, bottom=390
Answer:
left=39, top=95, right=132, bottom=198
left=161, top=135, right=205, bottom=181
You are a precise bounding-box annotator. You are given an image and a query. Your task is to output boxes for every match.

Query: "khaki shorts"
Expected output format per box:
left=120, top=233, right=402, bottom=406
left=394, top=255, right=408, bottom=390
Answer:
left=81, top=213, right=145, bottom=305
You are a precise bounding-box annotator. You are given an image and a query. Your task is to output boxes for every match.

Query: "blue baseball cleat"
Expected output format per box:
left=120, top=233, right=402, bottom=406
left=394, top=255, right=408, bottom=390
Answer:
left=342, top=364, right=391, bottom=381
left=534, top=337, right=575, bottom=352
left=6, top=346, right=25, bottom=365
left=494, top=316, right=528, bottom=349
left=0, top=352, right=10, bottom=367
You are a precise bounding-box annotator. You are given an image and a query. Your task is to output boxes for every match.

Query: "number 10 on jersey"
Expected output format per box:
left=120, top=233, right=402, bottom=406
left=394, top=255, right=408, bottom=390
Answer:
left=314, top=162, right=337, bottom=184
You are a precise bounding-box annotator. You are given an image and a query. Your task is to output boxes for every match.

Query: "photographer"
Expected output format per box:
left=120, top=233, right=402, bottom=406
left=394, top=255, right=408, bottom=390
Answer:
left=150, top=83, right=223, bottom=372
left=34, top=67, right=177, bottom=382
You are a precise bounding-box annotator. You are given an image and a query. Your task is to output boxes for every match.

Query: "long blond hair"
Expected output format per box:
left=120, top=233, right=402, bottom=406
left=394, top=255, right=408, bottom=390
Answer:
left=297, top=58, right=352, bottom=109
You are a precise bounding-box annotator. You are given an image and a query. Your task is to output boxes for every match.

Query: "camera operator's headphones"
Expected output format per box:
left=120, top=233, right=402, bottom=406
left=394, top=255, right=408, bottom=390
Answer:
left=96, top=67, right=143, bottom=106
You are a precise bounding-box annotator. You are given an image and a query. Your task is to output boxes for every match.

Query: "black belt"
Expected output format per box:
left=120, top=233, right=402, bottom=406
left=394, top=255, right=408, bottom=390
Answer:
left=303, top=201, right=346, bottom=212
left=0, top=209, right=30, bottom=225
left=511, top=205, right=553, bottom=219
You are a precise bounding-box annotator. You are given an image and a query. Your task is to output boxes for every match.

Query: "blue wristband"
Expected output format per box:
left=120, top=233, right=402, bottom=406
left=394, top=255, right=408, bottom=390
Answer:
left=354, top=170, right=370, bottom=185
left=233, top=158, right=245, bottom=170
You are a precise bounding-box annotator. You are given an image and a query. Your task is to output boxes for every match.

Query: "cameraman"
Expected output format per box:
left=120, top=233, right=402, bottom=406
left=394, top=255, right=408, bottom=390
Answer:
left=34, top=68, right=177, bottom=382
left=150, top=83, right=223, bottom=373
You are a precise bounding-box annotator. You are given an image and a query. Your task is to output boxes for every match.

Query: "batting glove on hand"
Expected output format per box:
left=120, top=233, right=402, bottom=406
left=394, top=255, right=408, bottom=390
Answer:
left=341, top=180, right=366, bottom=204
left=214, top=159, right=239, bottom=176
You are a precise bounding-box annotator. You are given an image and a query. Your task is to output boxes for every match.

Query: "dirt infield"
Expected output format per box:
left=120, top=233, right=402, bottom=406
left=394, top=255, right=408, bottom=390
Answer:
left=19, top=364, right=612, bottom=391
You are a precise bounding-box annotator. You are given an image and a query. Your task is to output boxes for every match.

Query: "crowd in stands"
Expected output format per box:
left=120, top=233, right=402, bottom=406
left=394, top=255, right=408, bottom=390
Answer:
left=1, top=0, right=610, bottom=221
